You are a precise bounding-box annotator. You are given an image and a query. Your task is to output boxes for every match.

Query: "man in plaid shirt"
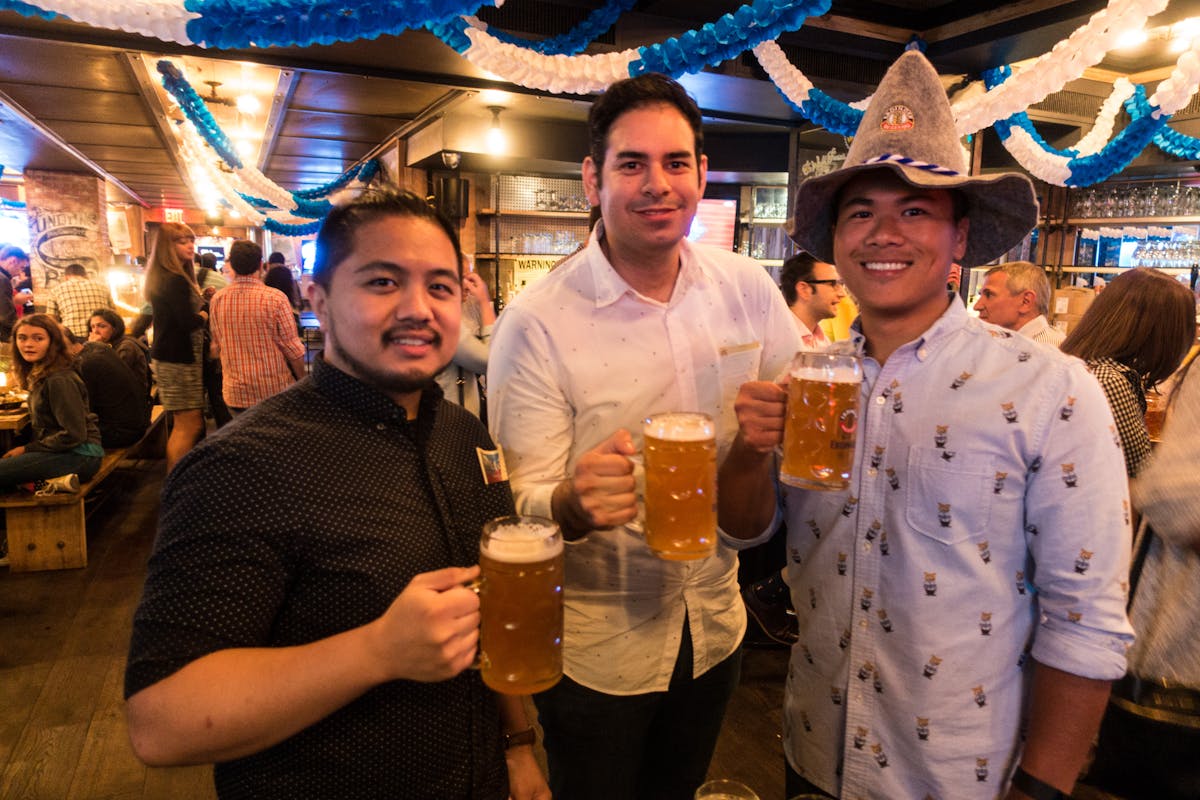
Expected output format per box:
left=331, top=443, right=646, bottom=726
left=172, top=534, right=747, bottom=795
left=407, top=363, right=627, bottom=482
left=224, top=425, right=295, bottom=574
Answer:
left=209, top=240, right=307, bottom=414
left=47, top=263, right=114, bottom=338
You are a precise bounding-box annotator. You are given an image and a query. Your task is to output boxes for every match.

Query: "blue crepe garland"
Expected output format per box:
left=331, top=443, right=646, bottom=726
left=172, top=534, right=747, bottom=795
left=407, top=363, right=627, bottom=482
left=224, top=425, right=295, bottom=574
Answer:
left=984, top=65, right=1171, bottom=187
left=183, top=0, right=493, bottom=49
left=481, top=0, right=637, bottom=56
left=630, top=0, right=831, bottom=79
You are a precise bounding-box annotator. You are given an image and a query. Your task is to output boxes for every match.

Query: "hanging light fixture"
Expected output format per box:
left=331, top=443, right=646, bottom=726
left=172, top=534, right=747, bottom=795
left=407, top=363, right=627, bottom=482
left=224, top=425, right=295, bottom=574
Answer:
left=486, top=106, right=507, bottom=155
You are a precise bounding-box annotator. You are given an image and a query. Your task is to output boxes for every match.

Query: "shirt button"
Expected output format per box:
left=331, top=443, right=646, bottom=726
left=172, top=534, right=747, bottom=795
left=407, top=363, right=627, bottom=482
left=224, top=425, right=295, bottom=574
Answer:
left=376, top=423, right=386, bottom=431
left=918, top=347, right=928, bottom=359
left=867, top=468, right=878, bottom=478
left=859, top=619, right=868, bottom=628
left=863, top=542, right=871, bottom=552
left=875, top=396, right=885, bottom=405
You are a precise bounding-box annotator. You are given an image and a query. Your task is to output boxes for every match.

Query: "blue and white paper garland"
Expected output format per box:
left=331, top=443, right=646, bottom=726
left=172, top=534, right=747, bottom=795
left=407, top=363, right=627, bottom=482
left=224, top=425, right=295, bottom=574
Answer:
left=4, top=0, right=1200, bottom=217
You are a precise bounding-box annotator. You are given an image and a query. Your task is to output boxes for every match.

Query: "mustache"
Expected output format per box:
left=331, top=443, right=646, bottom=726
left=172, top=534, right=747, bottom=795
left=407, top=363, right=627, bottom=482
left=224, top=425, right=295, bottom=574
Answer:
left=383, top=323, right=441, bottom=347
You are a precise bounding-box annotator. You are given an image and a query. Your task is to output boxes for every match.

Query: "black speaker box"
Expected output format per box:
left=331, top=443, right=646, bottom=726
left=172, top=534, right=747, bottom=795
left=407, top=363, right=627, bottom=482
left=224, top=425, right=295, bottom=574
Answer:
left=437, top=177, right=469, bottom=219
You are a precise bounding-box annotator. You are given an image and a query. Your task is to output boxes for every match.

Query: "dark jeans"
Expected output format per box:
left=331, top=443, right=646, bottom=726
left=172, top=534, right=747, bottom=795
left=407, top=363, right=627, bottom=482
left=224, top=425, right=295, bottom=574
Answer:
left=786, top=759, right=837, bottom=798
left=0, top=450, right=101, bottom=489
left=533, top=618, right=741, bottom=800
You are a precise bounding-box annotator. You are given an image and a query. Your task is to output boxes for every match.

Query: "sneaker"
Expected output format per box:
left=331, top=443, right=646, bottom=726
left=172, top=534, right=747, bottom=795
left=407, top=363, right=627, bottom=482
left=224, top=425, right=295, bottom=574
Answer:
left=742, top=572, right=799, bottom=646
left=34, top=474, right=80, bottom=496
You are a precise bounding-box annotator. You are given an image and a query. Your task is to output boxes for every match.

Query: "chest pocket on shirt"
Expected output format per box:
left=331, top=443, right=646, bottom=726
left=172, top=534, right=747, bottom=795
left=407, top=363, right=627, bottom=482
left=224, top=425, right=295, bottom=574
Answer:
left=718, top=342, right=763, bottom=441
left=905, top=446, right=994, bottom=545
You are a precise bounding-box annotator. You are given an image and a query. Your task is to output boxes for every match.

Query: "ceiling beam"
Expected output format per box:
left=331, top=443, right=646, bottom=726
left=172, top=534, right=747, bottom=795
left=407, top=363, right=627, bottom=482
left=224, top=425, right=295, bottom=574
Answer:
left=0, top=84, right=147, bottom=206
left=923, top=0, right=1088, bottom=44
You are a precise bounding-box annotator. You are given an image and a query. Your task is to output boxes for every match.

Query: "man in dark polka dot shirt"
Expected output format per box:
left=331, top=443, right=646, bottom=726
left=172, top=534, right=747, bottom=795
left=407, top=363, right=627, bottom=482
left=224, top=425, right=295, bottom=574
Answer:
left=125, top=189, right=549, bottom=800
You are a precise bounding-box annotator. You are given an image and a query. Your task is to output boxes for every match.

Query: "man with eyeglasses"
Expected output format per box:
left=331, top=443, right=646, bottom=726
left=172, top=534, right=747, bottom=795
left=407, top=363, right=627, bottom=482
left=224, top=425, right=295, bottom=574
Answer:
left=779, top=251, right=846, bottom=348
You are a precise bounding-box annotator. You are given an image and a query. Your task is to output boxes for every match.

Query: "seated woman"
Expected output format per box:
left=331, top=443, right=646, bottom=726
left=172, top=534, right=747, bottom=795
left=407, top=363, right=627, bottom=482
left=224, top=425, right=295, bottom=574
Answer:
left=0, top=314, right=102, bottom=489
left=89, top=307, right=151, bottom=400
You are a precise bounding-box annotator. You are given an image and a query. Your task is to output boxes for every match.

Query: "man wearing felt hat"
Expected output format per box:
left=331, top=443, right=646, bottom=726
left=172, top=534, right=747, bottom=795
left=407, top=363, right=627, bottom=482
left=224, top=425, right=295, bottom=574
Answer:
left=719, top=50, right=1133, bottom=800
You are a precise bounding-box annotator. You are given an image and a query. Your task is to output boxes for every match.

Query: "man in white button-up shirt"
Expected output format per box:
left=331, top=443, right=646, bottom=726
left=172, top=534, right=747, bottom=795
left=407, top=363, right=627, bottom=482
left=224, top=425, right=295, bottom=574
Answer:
left=488, top=74, right=800, bottom=800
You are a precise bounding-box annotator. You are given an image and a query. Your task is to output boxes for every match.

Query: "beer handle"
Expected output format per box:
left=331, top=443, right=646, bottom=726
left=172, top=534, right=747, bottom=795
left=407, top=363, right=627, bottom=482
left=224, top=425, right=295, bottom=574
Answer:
left=625, top=452, right=646, bottom=535
left=464, top=576, right=485, bottom=670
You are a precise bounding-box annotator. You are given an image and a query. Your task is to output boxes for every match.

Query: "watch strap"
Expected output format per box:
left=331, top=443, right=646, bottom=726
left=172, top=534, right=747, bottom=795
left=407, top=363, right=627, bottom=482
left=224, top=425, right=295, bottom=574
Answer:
left=1011, top=767, right=1068, bottom=800
left=503, top=727, right=537, bottom=749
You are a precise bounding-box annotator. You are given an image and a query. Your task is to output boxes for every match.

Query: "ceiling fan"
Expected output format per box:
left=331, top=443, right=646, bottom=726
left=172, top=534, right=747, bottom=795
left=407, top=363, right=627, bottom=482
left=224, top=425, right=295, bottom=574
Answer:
left=202, top=80, right=235, bottom=107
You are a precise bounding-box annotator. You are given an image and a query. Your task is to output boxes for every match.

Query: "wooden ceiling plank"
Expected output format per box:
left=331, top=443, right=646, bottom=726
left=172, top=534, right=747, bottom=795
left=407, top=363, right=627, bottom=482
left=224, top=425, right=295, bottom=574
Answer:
left=923, top=0, right=1088, bottom=45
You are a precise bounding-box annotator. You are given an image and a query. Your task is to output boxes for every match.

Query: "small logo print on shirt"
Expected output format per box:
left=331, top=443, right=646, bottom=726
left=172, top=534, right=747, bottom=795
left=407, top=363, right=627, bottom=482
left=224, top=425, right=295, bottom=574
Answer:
left=476, top=446, right=509, bottom=484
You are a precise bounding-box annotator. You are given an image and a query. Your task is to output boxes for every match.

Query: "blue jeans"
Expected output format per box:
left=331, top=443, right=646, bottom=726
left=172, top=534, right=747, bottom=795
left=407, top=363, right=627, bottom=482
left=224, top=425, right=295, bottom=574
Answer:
left=0, top=450, right=101, bottom=490
left=533, top=617, right=742, bottom=800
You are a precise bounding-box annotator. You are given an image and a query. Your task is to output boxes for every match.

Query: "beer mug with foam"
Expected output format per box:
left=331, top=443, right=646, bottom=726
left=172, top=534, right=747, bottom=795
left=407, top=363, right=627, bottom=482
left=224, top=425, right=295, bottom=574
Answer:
left=478, top=515, right=564, bottom=695
left=642, top=412, right=717, bottom=560
left=780, top=351, right=862, bottom=491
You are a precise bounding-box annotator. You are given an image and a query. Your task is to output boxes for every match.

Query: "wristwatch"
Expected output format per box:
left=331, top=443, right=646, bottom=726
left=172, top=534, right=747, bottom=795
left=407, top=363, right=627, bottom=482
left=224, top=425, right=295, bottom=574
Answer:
left=503, top=727, right=537, bottom=749
left=1011, top=767, right=1069, bottom=800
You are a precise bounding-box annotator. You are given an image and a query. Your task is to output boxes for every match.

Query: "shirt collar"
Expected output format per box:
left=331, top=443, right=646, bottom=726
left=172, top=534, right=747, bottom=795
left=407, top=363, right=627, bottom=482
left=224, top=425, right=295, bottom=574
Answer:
left=849, top=299, right=971, bottom=363
left=585, top=219, right=710, bottom=308
left=1018, top=314, right=1050, bottom=336
left=311, top=355, right=443, bottom=436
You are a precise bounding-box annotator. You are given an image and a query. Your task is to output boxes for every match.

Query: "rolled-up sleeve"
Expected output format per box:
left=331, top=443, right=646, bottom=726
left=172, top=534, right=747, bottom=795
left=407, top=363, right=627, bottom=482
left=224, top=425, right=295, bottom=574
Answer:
left=1025, top=361, right=1135, bottom=679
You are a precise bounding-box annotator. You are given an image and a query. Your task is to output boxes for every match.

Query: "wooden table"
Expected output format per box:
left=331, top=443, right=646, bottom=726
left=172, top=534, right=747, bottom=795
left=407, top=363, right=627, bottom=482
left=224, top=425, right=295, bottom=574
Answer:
left=0, top=406, right=29, bottom=452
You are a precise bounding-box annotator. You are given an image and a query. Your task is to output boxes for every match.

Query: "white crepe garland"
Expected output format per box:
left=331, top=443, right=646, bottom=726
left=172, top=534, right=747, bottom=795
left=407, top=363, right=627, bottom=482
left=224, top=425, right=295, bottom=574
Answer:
left=23, top=0, right=195, bottom=44
left=1073, top=78, right=1135, bottom=156
left=953, top=0, right=1168, bottom=135
left=460, top=19, right=635, bottom=94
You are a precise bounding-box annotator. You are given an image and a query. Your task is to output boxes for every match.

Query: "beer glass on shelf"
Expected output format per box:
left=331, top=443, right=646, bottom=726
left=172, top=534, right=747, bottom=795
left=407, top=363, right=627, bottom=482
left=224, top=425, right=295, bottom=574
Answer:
left=642, top=412, right=718, bottom=561
left=478, top=515, right=564, bottom=695
left=780, top=351, right=862, bottom=491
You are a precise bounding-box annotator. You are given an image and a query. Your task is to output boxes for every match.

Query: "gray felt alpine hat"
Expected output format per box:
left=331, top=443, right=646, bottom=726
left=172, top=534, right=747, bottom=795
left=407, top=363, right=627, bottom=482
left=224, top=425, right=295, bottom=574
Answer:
left=788, top=50, right=1039, bottom=267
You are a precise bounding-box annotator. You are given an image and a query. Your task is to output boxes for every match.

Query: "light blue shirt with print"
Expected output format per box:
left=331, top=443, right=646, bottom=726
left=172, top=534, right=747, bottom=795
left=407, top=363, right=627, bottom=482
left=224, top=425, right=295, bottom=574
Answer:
left=728, top=300, right=1134, bottom=800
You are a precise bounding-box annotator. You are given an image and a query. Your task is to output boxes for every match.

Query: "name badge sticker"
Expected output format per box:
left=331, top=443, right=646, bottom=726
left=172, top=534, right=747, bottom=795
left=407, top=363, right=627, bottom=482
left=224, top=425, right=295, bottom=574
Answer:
left=477, top=446, right=509, bottom=485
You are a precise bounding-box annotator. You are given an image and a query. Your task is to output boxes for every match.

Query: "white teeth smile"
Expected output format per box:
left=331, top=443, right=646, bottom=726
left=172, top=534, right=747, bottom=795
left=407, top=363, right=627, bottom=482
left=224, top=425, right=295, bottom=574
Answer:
left=393, top=337, right=428, bottom=346
left=864, top=262, right=908, bottom=272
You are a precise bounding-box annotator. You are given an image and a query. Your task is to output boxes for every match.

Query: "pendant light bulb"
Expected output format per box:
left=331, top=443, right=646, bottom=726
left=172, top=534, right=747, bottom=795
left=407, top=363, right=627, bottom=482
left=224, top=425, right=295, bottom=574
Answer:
left=486, top=106, right=507, bottom=155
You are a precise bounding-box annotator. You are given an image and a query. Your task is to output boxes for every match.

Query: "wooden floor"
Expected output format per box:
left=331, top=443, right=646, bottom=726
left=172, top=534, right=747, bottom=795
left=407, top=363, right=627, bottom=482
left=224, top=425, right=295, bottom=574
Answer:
left=0, top=459, right=791, bottom=800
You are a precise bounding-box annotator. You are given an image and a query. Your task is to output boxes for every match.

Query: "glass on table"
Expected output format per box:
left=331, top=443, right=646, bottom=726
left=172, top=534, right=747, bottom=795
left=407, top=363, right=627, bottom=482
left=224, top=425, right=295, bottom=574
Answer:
left=695, top=779, right=759, bottom=800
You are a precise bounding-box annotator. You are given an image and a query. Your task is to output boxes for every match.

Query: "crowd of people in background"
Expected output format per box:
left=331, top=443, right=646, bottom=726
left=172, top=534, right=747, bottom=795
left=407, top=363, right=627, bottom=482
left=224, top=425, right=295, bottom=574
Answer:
left=0, top=234, right=309, bottom=492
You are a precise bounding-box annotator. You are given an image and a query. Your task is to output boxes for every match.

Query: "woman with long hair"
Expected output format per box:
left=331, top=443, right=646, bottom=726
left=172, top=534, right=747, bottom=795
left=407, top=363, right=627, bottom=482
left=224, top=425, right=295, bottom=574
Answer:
left=144, top=222, right=207, bottom=471
left=0, top=314, right=102, bottom=488
left=89, top=307, right=151, bottom=399
left=1061, top=268, right=1196, bottom=478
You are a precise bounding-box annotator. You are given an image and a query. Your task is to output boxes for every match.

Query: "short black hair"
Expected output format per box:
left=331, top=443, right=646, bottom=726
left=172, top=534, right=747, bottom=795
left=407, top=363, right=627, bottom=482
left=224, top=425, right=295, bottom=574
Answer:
left=312, top=188, right=462, bottom=290
left=0, top=245, right=27, bottom=261
left=228, top=240, right=263, bottom=276
left=64, top=263, right=87, bottom=278
left=198, top=252, right=218, bottom=271
left=779, top=252, right=822, bottom=306
left=588, top=73, right=703, bottom=172
left=268, top=251, right=286, bottom=264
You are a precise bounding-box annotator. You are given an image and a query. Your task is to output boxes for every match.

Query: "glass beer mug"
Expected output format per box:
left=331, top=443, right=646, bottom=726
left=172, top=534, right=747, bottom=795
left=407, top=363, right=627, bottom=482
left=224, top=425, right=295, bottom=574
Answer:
left=642, top=412, right=718, bottom=560
left=779, top=351, right=863, bottom=491
left=477, top=515, right=564, bottom=694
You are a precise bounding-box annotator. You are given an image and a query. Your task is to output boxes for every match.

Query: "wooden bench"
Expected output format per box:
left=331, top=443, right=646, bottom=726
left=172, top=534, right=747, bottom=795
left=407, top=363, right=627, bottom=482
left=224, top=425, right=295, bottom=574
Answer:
left=2, top=405, right=166, bottom=572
